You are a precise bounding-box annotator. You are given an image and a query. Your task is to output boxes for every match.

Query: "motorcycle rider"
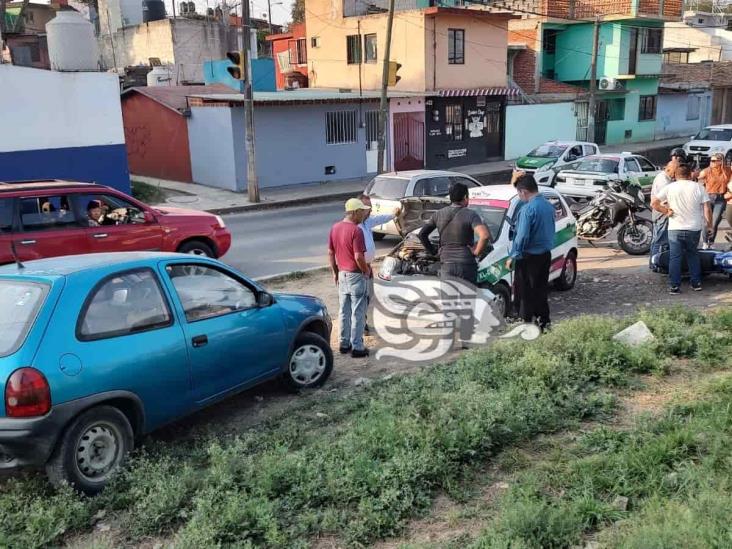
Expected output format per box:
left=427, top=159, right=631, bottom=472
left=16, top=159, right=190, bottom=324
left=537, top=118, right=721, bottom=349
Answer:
left=697, top=152, right=730, bottom=248
left=649, top=162, right=675, bottom=270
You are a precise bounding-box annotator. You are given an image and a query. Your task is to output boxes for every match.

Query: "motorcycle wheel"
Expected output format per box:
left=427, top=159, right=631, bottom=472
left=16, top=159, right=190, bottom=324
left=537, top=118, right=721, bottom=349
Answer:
left=617, top=219, right=653, bottom=255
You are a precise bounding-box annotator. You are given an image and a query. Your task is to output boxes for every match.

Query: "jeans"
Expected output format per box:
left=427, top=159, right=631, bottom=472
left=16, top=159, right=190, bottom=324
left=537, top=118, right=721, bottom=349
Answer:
left=515, top=251, right=551, bottom=328
left=705, top=194, right=727, bottom=245
left=668, top=230, right=702, bottom=287
left=650, top=215, right=669, bottom=268
left=440, top=261, right=478, bottom=284
left=338, top=271, right=368, bottom=351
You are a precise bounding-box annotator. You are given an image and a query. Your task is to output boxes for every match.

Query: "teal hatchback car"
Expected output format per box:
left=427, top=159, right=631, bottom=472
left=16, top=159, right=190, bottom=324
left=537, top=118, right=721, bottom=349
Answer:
left=0, top=253, right=332, bottom=493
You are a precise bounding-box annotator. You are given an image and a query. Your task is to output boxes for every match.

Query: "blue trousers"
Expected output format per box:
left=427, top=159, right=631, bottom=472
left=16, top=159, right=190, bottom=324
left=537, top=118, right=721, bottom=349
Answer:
left=338, top=271, right=368, bottom=351
left=650, top=216, right=669, bottom=268
left=668, top=230, right=702, bottom=287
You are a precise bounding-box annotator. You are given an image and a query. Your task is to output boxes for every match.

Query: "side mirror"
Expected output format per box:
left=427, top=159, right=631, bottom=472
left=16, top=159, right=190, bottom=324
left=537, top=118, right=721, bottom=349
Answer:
left=143, top=210, right=156, bottom=223
left=257, top=291, right=274, bottom=308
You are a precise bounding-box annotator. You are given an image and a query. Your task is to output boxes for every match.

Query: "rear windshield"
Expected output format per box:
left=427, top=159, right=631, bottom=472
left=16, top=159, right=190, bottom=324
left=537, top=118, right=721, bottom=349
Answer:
left=695, top=128, right=732, bottom=141
left=527, top=144, right=567, bottom=158
left=575, top=158, right=619, bottom=174
left=471, top=205, right=507, bottom=243
left=365, top=177, right=410, bottom=200
left=0, top=280, right=48, bottom=357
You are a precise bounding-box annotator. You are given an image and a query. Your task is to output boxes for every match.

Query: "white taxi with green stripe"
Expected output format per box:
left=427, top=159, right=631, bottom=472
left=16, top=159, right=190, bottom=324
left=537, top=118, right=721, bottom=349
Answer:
left=378, top=185, right=579, bottom=317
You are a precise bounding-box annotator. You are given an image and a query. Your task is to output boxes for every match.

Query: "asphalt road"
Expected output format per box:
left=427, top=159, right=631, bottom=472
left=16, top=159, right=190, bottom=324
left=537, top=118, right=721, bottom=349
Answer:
left=222, top=202, right=396, bottom=279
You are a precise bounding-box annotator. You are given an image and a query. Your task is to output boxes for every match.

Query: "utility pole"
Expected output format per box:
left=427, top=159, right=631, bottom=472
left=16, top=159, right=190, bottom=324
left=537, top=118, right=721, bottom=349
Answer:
left=377, top=0, right=396, bottom=174
left=242, top=0, right=260, bottom=201
left=267, top=0, right=272, bottom=34
left=587, top=15, right=600, bottom=143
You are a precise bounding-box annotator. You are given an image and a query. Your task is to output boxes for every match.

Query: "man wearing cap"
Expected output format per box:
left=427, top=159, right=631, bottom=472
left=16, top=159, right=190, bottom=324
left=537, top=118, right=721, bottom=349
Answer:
left=328, top=198, right=372, bottom=358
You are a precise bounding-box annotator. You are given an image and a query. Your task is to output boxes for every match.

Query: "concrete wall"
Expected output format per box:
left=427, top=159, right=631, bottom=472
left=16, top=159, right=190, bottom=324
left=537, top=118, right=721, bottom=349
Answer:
left=504, top=102, right=577, bottom=159
left=98, top=18, right=239, bottom=83
left=605, top=78, right=659, bottom=144
left=664, top=23, right=732, bottom=62
left=188, top=101, right=377, bottom=190
left=203, top=58, right=276, bottom=92
left=656, top=92, right=712, bottom=139
left=0, top=65, right=129, bottom=192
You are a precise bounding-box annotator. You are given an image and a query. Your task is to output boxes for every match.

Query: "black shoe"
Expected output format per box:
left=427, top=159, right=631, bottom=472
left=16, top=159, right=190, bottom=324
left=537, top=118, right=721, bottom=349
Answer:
left=339, top=345, right=352, bottom=354
left=351, top=348, right=370, bottom=358
left=669, top=286, right=681, bottom=295
left=692, top=283, right=702, bottom=292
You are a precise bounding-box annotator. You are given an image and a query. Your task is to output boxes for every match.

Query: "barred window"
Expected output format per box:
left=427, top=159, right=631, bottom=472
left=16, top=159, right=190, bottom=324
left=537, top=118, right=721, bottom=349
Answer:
left=365, top=110, right=379, bottom=150
left=445, top=104, right=463, bottom=141
left=346, top=35, right=361, bottom=64
left=326, top=111, right=358, bottom=145
left=638, top=95, right=657, bottom=121
left=641, top=28, right=663, bottom=54
left=448, top=29, right=465, bottom=64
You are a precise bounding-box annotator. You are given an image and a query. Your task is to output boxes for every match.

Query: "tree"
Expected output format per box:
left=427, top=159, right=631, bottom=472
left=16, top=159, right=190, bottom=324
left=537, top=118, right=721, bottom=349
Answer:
left=291, top=0, right=304, bottom=24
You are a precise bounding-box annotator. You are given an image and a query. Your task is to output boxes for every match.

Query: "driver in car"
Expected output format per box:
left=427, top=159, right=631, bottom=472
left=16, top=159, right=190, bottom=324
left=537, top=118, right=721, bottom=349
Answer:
left=87, top=200, right=127, bottom=227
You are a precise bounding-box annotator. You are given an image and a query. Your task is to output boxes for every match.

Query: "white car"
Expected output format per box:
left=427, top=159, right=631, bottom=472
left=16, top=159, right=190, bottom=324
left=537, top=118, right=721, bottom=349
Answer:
left=684, top=125, right=732, bottom=168
left=378, top=185, right=579, bottom=317
left=364, top=170, right=483, bottom=239
left=514, top=140, right=599, bottom=186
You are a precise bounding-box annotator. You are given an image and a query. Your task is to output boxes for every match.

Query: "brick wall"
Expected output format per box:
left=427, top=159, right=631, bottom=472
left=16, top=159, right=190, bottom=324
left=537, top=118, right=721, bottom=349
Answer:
left=540, top=0, right=681, bottom=19
left=509, top=28, right=537, bottom=94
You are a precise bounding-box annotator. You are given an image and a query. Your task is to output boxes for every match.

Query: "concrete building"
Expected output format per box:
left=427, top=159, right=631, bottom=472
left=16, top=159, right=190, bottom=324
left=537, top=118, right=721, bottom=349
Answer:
left=265, top=23, right=309, bottom=90
left=120, top=85, right=230, bottom=183
left=507, top=0, right=683, bottom=146
left=97, top=0, right=143, bottom=35
left=661, top=60, right=732, bottom=126
left=98, top=18, right=242, bottom=84
left=664, top=10, right=732, bottom=63
left=2, top=1, right=74, bottom=69
left=0, top=64, right=130, bottom=192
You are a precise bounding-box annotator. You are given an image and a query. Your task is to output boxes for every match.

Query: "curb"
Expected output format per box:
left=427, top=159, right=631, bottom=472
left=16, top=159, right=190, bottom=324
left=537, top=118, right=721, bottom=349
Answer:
left=255, top=265, right=331, bottom=284
left=205, top=191, right=361, bottom=215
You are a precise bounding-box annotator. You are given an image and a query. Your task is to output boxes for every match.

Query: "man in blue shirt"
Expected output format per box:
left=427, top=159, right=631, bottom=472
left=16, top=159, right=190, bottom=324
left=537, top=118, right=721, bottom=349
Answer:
left=506, top=174, right=556, bottom=331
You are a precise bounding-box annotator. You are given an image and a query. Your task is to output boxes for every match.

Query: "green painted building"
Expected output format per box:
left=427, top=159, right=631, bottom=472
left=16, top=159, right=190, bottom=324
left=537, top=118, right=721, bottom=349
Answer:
left=539, top=19, right=665, bottom=145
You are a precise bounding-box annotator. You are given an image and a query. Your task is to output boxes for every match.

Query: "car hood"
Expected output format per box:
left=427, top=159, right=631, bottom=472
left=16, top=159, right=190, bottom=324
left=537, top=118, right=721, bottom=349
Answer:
left=394, top=196, right=450, bottom=237
left=685, top=140, right=727, bottom=149
left=557, top=170, right=612, bottom=181
left=515, top=156, right=556, bottom=170
left=152, top=206, right=216, bottom=219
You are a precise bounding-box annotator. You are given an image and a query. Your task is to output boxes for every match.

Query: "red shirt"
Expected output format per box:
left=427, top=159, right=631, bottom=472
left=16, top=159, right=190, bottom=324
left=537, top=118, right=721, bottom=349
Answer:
left=328, top=220, right=366, bottom=272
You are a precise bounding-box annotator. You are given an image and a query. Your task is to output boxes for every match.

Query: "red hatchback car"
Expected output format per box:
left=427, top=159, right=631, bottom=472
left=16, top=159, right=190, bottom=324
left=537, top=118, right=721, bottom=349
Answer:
left=0, top=181, right=231, bottom=264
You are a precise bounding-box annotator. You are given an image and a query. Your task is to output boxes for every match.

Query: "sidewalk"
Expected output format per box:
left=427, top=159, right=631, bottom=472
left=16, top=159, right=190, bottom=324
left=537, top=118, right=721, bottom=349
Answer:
left=137, top=137, right=684, bottom=214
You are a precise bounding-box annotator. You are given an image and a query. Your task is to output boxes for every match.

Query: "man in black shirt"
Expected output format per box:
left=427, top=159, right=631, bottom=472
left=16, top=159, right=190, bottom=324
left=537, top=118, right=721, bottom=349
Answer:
left=418, top=182, right=490, bottom=284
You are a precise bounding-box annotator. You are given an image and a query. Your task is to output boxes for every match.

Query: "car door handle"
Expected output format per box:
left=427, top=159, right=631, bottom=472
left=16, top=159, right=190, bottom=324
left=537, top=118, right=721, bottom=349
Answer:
left=191, top=335, right=208, bottom=348
left=92, top=233, right=109, bottom=239
left=19, top=240, right=36, bottom=245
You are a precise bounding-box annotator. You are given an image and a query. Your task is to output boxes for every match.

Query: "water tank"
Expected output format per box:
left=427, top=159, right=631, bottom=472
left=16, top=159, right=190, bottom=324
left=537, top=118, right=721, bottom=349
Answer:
left=146, top=65, right=173, bottom=87
left=142, top=0, right=166, bottom=23
left=46, top=11, right=100, bottom=71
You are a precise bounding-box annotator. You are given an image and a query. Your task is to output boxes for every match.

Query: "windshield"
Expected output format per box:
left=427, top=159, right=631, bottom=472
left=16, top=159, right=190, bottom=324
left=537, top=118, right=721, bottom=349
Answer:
left=694, top=128, right=732, bottom=141
left=471, top=205, right=507, bottom=243
left=0, top=280, right=48, bottom=357
left=365, top=176, right=410, bottom=200
left=527, top=144, right=567, bottom=158
left=575, top=158, right=619, bottom=174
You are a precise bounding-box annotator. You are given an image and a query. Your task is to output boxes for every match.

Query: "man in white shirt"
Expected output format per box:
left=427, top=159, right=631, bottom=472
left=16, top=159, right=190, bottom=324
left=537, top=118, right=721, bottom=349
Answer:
left=359, top=194, right=399, bottom=332
left=651, top=164, right=713, bottom=294
left=649, top=162, right=674, bottom=270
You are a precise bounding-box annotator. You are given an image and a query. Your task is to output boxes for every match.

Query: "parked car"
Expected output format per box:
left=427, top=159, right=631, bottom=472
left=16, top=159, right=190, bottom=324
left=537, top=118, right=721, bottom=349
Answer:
left=683, top=125, right=732, bottom=169
left=515, top=140, right=599, bottom=187
left=0, top=180, right=231, bottom=265
left=378, top=185, right=578, bottom=317
left=0, top=252, right=332, bottom=493
left=554, top=153, right=659, bottom=207
left=364, top=170, right=483, bottom=238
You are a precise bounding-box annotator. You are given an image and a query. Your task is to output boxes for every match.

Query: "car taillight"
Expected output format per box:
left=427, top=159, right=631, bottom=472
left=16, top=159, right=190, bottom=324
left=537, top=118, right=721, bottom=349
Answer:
left=5, top=368, right=51, bottom=418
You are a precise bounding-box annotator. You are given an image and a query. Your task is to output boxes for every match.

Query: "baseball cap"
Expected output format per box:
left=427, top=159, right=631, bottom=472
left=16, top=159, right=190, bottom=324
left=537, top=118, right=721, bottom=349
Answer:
left=345, top=198, right=371, bottom=212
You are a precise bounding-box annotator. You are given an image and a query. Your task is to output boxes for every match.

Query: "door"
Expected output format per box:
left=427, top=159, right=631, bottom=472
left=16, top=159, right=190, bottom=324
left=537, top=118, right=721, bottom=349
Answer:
left=484, top=101, right=503, bottom=158
left=74, top=192, right=163, bottom=253
left=635, top=156, right=658, bottom=191
left=13, top=194, right=90, bottom=261
left=0, top=198, right=15, bottom=264
left=575, top=101, right=590, bottom=142
left=623, top=157, right=645, bottom=188
left=595, top=101, right=609, bottom=146
left=162, top=262, right=288, bottom=403
left=393, top=112, right=425, bottom=171
left=542, top=192, right=573, bottom=281
left=628, top=28, right=638, bottom=75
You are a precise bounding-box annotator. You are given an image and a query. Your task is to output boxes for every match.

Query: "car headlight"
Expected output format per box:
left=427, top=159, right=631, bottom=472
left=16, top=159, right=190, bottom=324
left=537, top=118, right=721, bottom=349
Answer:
left=712, top=146, right=725, bottom=153
left=215, top=215, right=226, bottom=228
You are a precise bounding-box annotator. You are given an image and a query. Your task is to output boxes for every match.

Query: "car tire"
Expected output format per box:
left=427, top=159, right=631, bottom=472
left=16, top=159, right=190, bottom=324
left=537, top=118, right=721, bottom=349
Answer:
left=373, top=232, right=386, bottom=241
left=283, top=332, right=334, bottom=392
left=177, top=240, right=216, bottom=258
left=487, top=282, right=511, bottom=319
left=46, top=405, right=134, bottom=496
left=554, top=251, right=577, bottom=291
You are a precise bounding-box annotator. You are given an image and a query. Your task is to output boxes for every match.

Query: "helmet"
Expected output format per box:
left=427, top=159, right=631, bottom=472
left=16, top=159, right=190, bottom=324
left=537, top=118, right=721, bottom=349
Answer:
left=670, top=147, right=687, bottom=161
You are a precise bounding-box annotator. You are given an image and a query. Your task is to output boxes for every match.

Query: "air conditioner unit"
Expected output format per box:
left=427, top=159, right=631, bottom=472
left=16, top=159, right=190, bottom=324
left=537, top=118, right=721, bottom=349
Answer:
left=599, top=77, right=624, bottom=91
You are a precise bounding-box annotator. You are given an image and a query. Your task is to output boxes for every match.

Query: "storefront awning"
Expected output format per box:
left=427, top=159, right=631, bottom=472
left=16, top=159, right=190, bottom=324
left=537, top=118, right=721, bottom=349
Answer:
left=436, top=88, right=520, bottom=97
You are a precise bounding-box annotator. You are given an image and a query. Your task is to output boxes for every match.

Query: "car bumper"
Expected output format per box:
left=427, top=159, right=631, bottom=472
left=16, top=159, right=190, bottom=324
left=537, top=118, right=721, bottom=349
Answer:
left=372, top=219, right=400, bottom=236
left=214, top=228, right=232, bottom=257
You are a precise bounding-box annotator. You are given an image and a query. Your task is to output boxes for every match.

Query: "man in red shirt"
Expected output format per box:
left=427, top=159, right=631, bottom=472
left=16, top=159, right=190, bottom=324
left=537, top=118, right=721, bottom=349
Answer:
left=329, top=198, right=372, bottom=358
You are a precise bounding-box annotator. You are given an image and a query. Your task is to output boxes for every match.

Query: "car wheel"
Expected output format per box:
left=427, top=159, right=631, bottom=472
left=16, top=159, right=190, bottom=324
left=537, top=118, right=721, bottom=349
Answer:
left=373, top=232, right=386, bottom=241
left=177, top=240, right=215, bottom=258
left=46, top=405, right=134, bottom=495
left=488, top=282, right=511, bottom=318
left=283, top=332, right=334, bottom=391
left=554, top=251, right=577, bottom=291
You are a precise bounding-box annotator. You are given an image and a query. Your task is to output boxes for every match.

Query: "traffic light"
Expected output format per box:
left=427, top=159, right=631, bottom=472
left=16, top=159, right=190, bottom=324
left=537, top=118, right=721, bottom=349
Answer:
left=226, top=51, right=245, bottom=81
left=387, top=61, right=402, bottom=87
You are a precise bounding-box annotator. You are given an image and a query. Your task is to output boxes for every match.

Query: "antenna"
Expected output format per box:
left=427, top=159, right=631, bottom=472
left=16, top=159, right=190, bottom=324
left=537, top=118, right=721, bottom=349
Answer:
left=10, top=241, right=24, bottom=270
